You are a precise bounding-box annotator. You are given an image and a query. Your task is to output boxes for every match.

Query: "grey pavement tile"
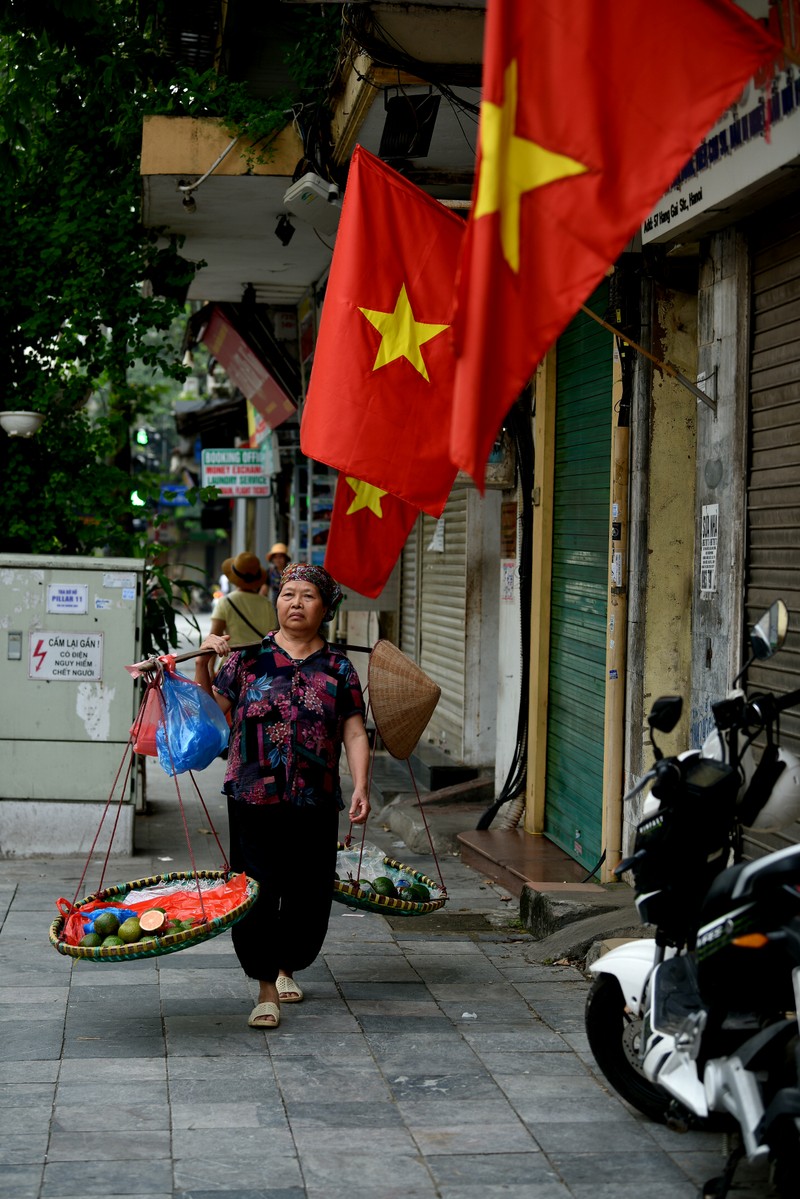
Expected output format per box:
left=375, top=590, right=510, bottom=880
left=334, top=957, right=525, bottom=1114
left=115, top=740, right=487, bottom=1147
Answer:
left=0, top=1020, right=65, bottom=1061
left=531, top=1118, right=688, bottom=1156
left=0, top=1058, right=59, bottom=1083
left=64, top=1012, right=163, bottom=1039
left=167, top=1055, right=276, bottom=1081
left=172, top=1131, right=303, bottom=1190
left=271, top=1008, right=363, bottom=1034
left=55, top=1079, right=169, bottom=1107
left=386, top=1070, right=505, bottom=1103
left=0, top=1104, right=55, bottom=1135
left=176, top=1192, right=304, bottom=1199
left=461, top=1026, right=570, bottom=1054
left=346, top=998, right=446, bottom=1018
left=58, top=1056, right=166, bottom=1082
left=323, top=954, right=421, bottom=982
left=296, top=1148, right=436, bottom=1195
left=171, top=1099, right=286, bottom=1129
left=408, top=958, right=506, bottom=984
left=335, top=980, right=433, bottom=1000
left=165, top=1013, right=278, bottom=1056
left=62, top=1035, right=166, bottom=1060
left=350, top=1012, right=452, bottom=1033
left=408, top=1116, right=540, bottom=1156
left=68, top=961, right=160, bottom=986
left=426, top=1151, right=547, bottom=1188
left=479, top=1051, right=591, bottom=1078
left=52, top=1099, right=169, bottom=1132
left=0, top=984, right=70, bottom=1012
left=156, top=968, right=249, bottom=995
left=400, top=940, right=484, bottom=955
left=290, top=1116, right=418, bottom=1153
left=321, top=938, right=400, bottom=956
left=161, top=996, right=254, bottom=1018
left=492, top=1070, right=603, bottom=1104
left=270, top=1056, right=392, bottom=1103
left=40, top=1156, right=173, bottom=1196
left=513, top=1088, right=637, bottom=1125
left=546, top=1149, right=703, bottom=1198
left=263, top=1031, right=374, bottom=1061
left=369, top=1041, right=484, bottom=1076
left=0, top=1133, right=50, bottom=1165
left=46, top=1128, right=172, bottom=1162
left=0, top=1080, right=57, bottom=1103
left=282, top=1099, right=409, bottom=1129
left=172, top=1127, right=293, bottom=1155
left=0, top=1163, right=43, bottom=1198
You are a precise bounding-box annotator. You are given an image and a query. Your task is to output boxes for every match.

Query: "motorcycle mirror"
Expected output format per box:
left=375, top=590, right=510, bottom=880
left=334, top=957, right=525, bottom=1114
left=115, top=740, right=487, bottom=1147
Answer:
left=648, top=695, right=683, bottom=735
left=750, top=599, right=788, bottom=661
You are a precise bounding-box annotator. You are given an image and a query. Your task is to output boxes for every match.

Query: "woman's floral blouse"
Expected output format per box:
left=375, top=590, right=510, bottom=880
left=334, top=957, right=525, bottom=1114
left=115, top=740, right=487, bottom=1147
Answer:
left=213, top=632, right=365, bottom=808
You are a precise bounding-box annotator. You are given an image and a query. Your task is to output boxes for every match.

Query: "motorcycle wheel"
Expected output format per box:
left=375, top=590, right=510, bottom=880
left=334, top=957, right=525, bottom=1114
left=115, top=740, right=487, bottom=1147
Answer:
left=585, top=973, right=674, bottom=1123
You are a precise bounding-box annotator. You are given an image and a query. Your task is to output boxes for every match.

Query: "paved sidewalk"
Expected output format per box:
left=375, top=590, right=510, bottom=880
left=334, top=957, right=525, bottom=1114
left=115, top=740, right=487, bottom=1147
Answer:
left=0, top=753, right=770, bottom=1199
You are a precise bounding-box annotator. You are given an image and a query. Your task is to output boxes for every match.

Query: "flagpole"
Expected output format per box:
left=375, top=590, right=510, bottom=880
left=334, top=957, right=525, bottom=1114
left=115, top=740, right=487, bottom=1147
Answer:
left=579, top=304, right=716, bottom=414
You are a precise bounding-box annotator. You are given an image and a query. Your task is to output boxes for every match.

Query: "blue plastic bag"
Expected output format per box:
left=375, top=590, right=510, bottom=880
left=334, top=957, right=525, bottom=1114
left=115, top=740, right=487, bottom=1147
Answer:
left=155, top=668, right=230, bottom=776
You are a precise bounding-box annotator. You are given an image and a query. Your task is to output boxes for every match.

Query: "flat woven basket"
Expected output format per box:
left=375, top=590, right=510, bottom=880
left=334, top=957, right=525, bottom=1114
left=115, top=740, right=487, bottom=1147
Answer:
left=49, top=870, right=259, bottom=963
left=333, top=846, right=446, bottom=917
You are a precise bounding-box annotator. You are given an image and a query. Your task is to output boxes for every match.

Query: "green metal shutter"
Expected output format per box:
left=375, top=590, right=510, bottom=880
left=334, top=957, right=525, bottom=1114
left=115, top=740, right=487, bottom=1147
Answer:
left=544, top=284, right=612, bottom=867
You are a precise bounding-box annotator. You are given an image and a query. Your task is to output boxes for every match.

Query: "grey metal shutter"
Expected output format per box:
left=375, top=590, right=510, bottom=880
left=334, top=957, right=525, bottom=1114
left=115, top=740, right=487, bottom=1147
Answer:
left=744, top=199, right=800, bottom=855
left=400, top=517, right=421, bottom=662
left=419, top=488, right=468, bottom=760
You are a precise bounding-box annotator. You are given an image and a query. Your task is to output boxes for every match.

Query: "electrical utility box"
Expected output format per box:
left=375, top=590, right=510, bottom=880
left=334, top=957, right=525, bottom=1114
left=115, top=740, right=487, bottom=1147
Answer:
left=0, top=554, right=145, bottom=857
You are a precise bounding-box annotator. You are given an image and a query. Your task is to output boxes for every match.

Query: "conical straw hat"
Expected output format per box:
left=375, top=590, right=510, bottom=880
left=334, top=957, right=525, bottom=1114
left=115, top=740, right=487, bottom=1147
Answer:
left=368, top=640, right=441, bottom=760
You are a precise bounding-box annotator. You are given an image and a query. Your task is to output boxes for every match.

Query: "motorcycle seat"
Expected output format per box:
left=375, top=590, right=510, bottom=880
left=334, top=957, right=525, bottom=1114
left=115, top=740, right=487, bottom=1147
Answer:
left=699, top=861, right=749, bottom=922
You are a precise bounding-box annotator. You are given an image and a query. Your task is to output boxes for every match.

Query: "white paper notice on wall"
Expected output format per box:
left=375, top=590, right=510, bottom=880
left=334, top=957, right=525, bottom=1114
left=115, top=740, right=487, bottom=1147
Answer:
left=701, top=503, right=719, bottom=595
left=427, top=517, right=445, bottom=553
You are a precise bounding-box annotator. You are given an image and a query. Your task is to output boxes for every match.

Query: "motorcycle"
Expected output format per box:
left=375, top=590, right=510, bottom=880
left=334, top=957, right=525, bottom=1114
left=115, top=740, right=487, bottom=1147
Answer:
left=585, top=600, right=800, bottom=1199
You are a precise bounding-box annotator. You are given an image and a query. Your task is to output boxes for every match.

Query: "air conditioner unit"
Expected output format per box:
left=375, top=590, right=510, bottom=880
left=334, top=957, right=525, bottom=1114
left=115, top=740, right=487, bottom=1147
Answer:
left=282, top=172, right=341, bottom=236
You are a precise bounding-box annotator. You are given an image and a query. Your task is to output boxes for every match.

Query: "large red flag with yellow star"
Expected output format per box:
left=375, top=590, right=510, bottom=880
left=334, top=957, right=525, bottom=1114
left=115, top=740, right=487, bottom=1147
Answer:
left=324, top=473, right=419, bottom=599
left=300, top=146, right=464, bottom=518
left=451, top=0, right=782, bottom=484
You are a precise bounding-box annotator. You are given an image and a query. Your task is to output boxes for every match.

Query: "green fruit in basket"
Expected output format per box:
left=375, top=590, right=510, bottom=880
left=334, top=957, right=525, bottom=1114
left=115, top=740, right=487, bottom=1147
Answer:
left=372, top=877, right=397, bottom=898
left=93, top=912, right=120, bottom=938
left=101, top=935, right=125, bottom=947
left=118, top=917, right=141, bottom=943
left=79, top=933, right=102, bottom=948
left=408, top=884, right=430, bottom=903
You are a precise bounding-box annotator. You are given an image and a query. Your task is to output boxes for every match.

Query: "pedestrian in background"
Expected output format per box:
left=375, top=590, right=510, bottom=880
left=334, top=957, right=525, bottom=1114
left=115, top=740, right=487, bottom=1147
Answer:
left=262, top=542, right=290, bottom=607
left=210, top=552, right=276, bottom=647
left=195, top=562, right=370, bottom=1030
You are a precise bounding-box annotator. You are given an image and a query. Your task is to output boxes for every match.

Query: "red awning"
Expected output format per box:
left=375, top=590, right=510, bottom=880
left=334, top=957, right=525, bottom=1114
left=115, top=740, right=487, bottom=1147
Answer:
left=201, top=306, right=296, bottom=429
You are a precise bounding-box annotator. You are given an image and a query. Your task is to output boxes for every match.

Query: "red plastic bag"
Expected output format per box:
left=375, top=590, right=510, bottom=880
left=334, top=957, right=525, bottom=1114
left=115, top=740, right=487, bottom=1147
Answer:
left=129, top=685, right=163, bottom=756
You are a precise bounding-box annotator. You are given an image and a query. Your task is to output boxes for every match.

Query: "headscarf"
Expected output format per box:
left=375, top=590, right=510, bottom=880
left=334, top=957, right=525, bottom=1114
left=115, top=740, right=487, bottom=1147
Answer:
left=277, top=562, right=343, bottom=622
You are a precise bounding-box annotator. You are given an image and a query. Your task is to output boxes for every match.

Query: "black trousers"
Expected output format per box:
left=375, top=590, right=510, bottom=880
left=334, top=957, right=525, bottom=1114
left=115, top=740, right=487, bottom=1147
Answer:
left=227, top=798, right=339, bottom=982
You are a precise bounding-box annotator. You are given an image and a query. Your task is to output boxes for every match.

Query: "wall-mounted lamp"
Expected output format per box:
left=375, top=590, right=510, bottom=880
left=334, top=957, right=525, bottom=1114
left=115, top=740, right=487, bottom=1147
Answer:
left=0, top=411, right=45, bottom=438
left=275, top=214, right=295, bottom=246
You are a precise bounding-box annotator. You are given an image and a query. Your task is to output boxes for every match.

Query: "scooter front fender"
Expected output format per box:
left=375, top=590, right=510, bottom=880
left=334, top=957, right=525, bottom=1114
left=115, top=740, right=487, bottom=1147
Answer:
left=588, top=938, right=659, bottom=1014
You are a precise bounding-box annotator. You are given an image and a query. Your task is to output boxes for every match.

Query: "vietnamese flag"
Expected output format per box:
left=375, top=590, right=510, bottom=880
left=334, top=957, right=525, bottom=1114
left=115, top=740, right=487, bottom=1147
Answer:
left=450, top=0, right=782, bottom=485
left=301, top=146, right=464, bottom=518
left=324, top=473, right=418, bottom=599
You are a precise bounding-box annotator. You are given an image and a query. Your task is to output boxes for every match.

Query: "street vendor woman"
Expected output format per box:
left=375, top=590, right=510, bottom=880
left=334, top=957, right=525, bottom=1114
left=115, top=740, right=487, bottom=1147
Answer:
left=195, top=562, right=370, bottom=1030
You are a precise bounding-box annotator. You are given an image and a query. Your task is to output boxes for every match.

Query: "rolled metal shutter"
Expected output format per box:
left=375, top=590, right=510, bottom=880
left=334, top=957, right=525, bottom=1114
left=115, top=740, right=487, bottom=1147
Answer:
left=544, top=283, right=612, bottom=868
left=744, top=199, right=800, bottom=855
left=418, top=488, right=468, bottom=759
left=400, top=517, right=421, bottom=661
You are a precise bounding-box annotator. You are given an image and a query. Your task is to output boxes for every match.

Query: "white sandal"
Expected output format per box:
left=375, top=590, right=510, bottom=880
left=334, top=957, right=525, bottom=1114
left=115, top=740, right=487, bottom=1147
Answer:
left=276, top=975, right=304, bottom=1003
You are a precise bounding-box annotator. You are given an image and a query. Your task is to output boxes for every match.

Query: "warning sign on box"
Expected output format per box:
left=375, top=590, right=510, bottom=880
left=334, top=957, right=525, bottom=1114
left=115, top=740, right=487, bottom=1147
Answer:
left=28, top=632, right=104, bottom=681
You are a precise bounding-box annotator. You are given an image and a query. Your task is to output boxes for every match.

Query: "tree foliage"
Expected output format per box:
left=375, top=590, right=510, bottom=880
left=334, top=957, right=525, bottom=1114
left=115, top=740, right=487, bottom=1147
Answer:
left=0, top=0, right=340, bottom=557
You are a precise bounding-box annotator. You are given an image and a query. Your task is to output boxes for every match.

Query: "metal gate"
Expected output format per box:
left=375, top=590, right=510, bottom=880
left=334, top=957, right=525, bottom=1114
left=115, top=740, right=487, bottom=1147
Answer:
left=544, top=283, right=612, bottom=867
left=744, top=199, right=800, bottom=855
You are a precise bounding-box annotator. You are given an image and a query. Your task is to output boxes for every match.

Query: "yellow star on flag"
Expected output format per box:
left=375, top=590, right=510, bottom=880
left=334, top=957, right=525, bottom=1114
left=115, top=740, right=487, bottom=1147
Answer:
left=475, top=58, right=588, bottom=273
left=359, top=284, right=449, bottom=381
left=345, top=476, right=387, bottom=517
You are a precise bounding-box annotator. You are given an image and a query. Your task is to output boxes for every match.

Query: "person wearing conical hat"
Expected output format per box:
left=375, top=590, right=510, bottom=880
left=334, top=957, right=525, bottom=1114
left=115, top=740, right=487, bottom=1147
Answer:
left=195, top=563, right=369, bottom=1031
left=210, top=551, right=277, bottom=648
